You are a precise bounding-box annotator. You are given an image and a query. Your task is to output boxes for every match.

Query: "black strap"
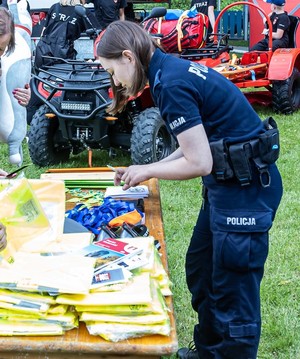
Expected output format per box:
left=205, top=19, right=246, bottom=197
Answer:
left=210, top=139, right=234, bottom=181
left=228, top=143, right=252, bottom=186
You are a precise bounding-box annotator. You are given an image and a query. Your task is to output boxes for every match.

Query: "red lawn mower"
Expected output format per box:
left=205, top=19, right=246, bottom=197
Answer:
left=183, top=2, right=300, bottom=114
left=148, top=2, right=300, bottom=114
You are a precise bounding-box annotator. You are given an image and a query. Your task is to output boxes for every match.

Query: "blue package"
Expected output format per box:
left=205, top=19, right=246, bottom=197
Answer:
left=187, top=6, right=198, bottom=18
left=165, top=9, right=184, bottom=20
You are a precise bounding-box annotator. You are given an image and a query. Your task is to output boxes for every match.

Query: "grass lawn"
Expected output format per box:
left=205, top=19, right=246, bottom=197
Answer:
left=0, top=103, right=299, bottom=358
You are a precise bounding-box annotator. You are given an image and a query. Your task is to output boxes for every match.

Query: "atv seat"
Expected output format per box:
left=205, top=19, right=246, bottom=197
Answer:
left=288, top=15, right=300, bottom=48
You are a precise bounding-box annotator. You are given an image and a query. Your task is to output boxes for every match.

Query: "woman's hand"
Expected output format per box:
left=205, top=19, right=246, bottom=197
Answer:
left=114, top=124, right=212, bottom=189
left=12, top=83, right=31, bottom=107
left=113, top=166, right=149, bottom=190
left=0, top=223, right=7, bottom=252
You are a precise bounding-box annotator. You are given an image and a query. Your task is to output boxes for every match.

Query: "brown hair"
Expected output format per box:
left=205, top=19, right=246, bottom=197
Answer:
left=97, top=20, right=159, bottom=114
left=0, top=7, right=15, bottom=55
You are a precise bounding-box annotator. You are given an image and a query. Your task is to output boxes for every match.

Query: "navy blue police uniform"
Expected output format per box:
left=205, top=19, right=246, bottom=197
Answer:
left=148, top=48, right=283, bottom=359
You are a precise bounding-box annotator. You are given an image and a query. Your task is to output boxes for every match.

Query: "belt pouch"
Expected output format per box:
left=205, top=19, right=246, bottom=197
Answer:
left=258, top=117, right=280, bottom=164
left=228, top=143, right=252, bottom=186
left=210, top=139, right=234, bottom=181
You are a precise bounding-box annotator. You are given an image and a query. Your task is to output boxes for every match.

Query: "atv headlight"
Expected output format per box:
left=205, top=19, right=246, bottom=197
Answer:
left=61, top=102, right=92, bottom=111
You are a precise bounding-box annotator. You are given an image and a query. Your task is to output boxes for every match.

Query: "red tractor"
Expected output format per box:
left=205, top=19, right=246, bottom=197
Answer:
left=195, top=1, right=300, bottom=114
left=151, top=1, right=300, bottom=114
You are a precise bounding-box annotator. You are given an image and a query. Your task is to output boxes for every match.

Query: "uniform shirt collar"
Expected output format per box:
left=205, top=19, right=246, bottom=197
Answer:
left=148, top=48, right=167, bottom=88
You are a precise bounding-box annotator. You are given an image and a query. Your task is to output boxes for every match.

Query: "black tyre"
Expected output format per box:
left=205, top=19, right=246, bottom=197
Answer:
left=272, top=68, right=300, bottom=114
left=28, top=104, right=71, bottom=166
left=131, top=107, right=176, bottom=164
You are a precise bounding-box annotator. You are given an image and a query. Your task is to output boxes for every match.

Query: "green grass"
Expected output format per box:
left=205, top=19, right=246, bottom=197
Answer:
left=0, top=103, right=299, bottom=358
left=229, top=39, right=249, bottom=48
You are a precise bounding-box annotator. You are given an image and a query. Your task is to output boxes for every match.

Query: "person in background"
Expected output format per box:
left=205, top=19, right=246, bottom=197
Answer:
left=81, top=0, right=127, bottom=29
left=250, top=0, right=290, bottom=52
left=96, top=20, right=283, bottom=359
left=0, top=6, right=30, bottom=106
left=190, top=0, right=216, bottom=37
left=34, top=0, right=99, bottom=69
left=28, top=0, right=99, bottom=124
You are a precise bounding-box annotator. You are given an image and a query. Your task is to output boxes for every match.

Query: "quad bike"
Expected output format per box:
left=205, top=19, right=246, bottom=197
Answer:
left=28, top=7, right=176, bottom=167
left=183, top=1, right=300, bottom=114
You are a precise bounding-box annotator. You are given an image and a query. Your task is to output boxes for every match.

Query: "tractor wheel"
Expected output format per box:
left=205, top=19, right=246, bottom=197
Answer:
left=28, top=105, right=71, bottom=167
left=272, top=68, right=300, bottom=114
left=131, top=107, right=177, bottom=164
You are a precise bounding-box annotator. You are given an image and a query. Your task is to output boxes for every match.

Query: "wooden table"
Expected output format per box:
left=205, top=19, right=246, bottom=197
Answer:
left=0, top=178, right=178, bottom=358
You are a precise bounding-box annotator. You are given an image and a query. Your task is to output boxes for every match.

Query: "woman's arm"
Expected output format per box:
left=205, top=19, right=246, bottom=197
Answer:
left=114, top=124, right=213, bottom=189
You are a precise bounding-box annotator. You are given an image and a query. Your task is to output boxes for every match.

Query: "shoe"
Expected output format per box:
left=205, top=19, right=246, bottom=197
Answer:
left=177, top=341, right=199, bottom=359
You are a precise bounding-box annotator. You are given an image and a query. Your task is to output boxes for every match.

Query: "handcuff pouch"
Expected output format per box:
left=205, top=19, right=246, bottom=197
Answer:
left=258, top=117, right=280, bottom=164
left=210, top=139, right=234, bottom=181
left=228, top=142, right=252, bottom=186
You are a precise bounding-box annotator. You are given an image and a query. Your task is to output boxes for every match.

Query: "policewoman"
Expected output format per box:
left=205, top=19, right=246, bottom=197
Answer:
left=96, top=20, right=283, bottom=359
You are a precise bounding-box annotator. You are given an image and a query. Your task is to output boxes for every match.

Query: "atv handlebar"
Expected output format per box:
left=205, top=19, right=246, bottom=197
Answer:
left=75, top=5, right=101, bottom=41
left=141, top=7, right=167, bottom=25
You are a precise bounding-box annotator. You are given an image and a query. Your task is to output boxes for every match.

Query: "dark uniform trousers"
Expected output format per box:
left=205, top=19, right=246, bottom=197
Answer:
left=186, top=164, right=283, bottom=359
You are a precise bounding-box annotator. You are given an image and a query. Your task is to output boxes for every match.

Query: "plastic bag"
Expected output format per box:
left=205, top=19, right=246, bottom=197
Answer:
left=57, top=272, right=153, bottom=306
left=86, top=320, right=171, bottom=342
left=0, top=178, right=52, bottom=264
left=0, top=253, right=96, bottom=294
left=29, top=179, right=66, bottom=239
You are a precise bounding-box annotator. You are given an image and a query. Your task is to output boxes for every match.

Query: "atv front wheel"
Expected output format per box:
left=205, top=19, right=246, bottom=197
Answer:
left=272, top=68, right=300, bottom=114
left=28, top=105, right=71, bottom=166
left=131, top=107, right=176, bottom=164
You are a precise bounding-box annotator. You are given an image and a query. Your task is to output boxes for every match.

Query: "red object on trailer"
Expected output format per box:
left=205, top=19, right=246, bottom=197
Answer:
left=208, top=1, right=300, bottom=114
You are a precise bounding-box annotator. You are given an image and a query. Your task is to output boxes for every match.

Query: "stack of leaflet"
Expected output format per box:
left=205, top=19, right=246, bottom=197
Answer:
left=0, top=177, right=172, bottom=339
left=75, top=236, right=145, bottom=288
left=0, top=178, right=94, bottom=335
left=56, top=236, right=173, bottom=342
left=0, top=252, right=96, bottom=336
left=0, top=234, right=172, bottom=339
left=0, top=289, right=77, bottom=335
left=74, top=236, right=172, bottom=294
left=104, top=185, right=149, bottom=199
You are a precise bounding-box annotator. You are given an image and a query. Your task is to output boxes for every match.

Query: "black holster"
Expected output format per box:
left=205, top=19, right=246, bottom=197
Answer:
left=210, top=117, right=280, bottom=187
